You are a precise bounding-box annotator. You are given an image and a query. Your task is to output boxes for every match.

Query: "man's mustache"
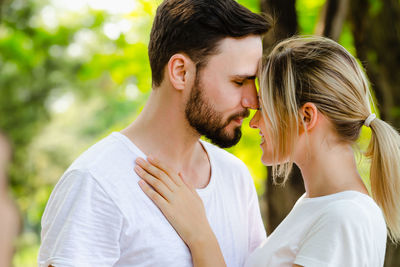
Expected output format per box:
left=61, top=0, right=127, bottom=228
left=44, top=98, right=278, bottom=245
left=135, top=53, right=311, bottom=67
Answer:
left=225, top=109, right=250, bottom=126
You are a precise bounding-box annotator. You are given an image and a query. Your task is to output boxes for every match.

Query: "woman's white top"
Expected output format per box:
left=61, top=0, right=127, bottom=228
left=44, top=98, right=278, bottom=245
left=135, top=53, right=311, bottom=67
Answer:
left=245, top=191, right=387, bottom=267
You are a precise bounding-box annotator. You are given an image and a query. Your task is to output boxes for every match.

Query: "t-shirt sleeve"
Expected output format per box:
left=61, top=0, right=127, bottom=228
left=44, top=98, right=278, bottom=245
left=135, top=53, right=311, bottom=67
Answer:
left=246, top=170, right=267, bottom=253
left=38, top=169, right=123, bottom=267
left=294, top=202, right=369, bottom=267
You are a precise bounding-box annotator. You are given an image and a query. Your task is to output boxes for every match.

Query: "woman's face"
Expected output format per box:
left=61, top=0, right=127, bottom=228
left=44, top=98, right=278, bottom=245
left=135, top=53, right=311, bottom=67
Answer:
left=249, top=109, right=276, bottom=165
left=250, top=102, right=319, bottom=168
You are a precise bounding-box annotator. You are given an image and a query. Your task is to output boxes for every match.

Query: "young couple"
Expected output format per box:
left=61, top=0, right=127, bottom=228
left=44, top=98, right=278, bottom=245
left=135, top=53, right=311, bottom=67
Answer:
left=39, top=0, right=400, bottom=266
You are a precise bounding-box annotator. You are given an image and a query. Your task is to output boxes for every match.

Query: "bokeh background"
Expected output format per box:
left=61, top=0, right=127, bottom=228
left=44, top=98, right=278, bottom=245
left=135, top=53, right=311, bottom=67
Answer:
left=0, top=0, right=399, bottom=266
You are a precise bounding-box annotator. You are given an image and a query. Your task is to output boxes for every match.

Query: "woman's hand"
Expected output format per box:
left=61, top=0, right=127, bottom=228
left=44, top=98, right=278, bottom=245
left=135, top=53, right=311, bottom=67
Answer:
left=134, top=156, right=226, bottom=267
left=134, top=156, right=212, bottom=247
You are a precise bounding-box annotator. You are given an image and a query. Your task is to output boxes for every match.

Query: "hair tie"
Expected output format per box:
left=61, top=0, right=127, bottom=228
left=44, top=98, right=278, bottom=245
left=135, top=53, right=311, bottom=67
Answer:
left=364, top=113, right=376, bottom=127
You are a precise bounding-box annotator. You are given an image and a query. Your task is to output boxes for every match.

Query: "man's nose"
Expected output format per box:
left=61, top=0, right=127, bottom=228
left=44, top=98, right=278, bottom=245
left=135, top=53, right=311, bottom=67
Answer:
left=241, top=83, right=259, bottom=110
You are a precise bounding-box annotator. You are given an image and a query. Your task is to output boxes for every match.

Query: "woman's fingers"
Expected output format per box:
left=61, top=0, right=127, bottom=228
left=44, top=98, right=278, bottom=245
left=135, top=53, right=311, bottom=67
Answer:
left=178, top=172, right=195, bottom=192
left=138, top=180, right=169, bottom=212
left=178, top=172, right=201, bottom=201
left=138, top=166, right=211, bottom=248
left=135, top=157, right=176, bottom=191
left=134, top=165, right=173, bottom=201
left=147, top=156, right=184, bottom=186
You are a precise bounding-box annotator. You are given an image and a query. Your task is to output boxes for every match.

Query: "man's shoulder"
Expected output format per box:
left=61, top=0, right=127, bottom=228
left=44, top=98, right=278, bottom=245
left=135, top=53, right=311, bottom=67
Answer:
left=51, top=132, right=144, bottom=215
left=61, top=132, right=141, bottom=195
left=68, top=132, right=137, bottom=173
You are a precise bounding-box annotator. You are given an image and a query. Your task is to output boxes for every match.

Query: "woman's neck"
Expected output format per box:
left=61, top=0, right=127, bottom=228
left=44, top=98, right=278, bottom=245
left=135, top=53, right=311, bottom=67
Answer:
left=297, top=141, right=369, bottom=198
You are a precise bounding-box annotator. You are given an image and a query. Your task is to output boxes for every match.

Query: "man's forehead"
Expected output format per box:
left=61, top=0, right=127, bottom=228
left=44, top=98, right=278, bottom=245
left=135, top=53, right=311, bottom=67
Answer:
left=216, top=35, right=262, bottom=50
left=207, top=36, right=262, bottom=74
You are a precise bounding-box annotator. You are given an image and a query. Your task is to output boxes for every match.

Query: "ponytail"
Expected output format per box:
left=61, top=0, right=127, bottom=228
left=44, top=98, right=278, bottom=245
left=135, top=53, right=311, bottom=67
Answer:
left=367, top=118, right=400, bottom=242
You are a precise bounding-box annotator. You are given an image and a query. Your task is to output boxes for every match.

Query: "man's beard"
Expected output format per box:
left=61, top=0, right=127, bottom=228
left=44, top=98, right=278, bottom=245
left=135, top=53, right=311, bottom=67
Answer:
left=185, top=74, right=249, bottom=148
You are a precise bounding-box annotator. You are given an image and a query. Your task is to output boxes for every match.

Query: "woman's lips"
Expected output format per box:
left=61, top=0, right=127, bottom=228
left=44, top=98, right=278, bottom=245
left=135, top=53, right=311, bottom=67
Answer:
left=260, top=132, right=265, bottom=145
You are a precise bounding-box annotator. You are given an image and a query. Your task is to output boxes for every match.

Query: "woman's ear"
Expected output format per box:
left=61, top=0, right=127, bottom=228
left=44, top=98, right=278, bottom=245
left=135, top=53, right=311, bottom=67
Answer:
left=299, top=102, right=318, bottom=132
left=167, top=53, right=195, bottom=91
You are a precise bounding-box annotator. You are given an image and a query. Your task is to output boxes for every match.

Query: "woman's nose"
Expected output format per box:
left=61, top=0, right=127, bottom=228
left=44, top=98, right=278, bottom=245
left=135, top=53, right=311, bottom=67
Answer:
left=249, top=110, right=261, bottom=129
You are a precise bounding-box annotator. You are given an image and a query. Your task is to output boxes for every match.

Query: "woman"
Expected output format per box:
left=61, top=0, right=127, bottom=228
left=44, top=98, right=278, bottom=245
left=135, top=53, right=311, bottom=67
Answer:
left=134, top=36, right=400, bottom=266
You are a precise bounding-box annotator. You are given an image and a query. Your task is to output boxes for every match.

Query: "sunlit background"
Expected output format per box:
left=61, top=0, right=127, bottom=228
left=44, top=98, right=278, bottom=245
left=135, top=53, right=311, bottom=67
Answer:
left=0, top=0, right=387, bottom=265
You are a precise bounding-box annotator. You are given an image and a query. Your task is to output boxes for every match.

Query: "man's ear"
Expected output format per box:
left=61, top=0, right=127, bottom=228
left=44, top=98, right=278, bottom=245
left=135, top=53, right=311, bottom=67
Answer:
left=299, top=102, right=318, bottom=132
left=167, top=53, right=194, bottom=91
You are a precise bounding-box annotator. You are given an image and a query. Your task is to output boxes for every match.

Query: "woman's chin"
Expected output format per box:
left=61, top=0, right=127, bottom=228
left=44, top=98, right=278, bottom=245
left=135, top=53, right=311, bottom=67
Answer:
left=260, top=155, right=273, bottom=166
left=260, top=154, right=288, bottom=166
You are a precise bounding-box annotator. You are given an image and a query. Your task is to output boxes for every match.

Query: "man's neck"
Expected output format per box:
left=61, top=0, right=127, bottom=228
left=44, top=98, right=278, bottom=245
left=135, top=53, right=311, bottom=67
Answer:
left=121, top=89, right=211, bottom=188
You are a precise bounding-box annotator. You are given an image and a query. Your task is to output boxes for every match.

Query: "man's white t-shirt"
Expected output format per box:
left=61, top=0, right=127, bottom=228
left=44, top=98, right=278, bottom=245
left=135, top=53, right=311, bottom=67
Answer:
left=245, top=191, right=387, bottom=267
left=38, top=132, right=266, bottom=267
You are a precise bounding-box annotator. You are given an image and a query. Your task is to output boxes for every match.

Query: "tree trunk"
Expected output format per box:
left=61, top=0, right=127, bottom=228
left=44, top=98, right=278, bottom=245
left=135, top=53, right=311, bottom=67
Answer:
left=259, top=0, right=305, bottom=235
left=314, top=0, right=349, bottom=41
left=349, top=0, right=400, bottom=266
left=260, top=0, right=298, bottom=54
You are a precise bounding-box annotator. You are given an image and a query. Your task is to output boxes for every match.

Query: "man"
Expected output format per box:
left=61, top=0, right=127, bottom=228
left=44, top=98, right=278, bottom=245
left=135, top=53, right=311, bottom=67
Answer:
left=39, top=0, right=271, bottom=266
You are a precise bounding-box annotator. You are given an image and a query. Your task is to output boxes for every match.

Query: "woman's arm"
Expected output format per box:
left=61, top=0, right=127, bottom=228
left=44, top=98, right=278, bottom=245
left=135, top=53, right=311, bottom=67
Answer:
left=135, top=156, right=226, bottom=267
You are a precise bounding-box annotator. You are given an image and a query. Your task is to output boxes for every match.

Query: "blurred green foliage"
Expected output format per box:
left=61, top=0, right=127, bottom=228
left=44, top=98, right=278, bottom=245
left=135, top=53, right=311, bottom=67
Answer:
left=0, top=0, right=374, bottom=265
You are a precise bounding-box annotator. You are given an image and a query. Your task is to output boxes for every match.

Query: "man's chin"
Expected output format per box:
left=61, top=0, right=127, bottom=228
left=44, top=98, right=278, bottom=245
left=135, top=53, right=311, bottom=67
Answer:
left=208, top=128, right=242, bottom=148
left=224, top=121, right=242, bottom=132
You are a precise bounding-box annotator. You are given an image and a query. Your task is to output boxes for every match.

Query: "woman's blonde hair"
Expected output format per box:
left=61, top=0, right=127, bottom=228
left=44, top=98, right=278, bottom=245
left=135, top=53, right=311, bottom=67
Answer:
left=260, top=36, right=400, bottom=242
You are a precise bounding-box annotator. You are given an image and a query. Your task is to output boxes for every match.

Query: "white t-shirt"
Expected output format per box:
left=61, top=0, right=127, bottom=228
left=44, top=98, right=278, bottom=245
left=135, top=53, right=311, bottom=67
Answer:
left=245, top=190, right=387, bottom=267
left=38, top=132, right=266, bottom=267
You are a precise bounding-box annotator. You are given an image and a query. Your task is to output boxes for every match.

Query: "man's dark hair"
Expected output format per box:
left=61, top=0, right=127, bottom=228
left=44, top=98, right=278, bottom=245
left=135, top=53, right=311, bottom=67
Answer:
left=148, top=0, right=271, bottom=87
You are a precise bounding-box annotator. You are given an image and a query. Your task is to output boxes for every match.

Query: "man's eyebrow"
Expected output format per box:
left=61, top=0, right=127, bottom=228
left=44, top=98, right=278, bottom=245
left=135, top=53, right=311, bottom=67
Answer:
left=231, top=74, right=257, bottom=80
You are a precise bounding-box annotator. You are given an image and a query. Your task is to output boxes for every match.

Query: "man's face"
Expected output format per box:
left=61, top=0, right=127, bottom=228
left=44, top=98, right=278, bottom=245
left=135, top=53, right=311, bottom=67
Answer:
left=185, top=35, right=262, bottom=148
